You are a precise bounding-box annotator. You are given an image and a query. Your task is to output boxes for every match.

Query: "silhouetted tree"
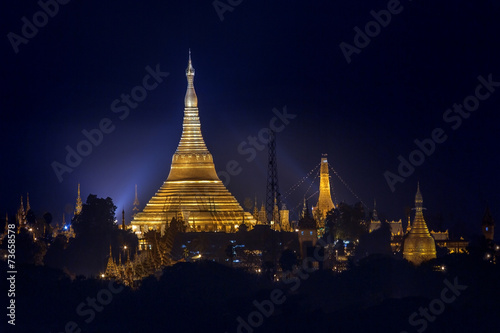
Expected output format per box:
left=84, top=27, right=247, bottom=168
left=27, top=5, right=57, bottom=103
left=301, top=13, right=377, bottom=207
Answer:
left=2, top=228, right=46, bottom=265
left=56, top=194, right=138, bottom=276
left=44, top=234, right=69, bottom=268
left=355, top=220, right=392, bottom=261
left=43, top=212, right=53, bottom=225
left=325, top=202, right=367, bottom=241
left=26, top=209, right=36, bottom=225
left=72, top=194, right=116, bottom=237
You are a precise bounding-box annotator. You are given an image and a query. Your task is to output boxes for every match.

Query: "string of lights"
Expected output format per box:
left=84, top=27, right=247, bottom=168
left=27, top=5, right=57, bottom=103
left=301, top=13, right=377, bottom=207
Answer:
left=282, top=162, right=320, bottom=199
left=328, top=164, right=368, bottom=209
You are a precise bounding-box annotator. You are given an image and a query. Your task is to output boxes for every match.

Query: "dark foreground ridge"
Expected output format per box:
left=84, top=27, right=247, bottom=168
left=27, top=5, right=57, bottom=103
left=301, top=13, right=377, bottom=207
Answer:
left=8, top=253, right=500, bottom=333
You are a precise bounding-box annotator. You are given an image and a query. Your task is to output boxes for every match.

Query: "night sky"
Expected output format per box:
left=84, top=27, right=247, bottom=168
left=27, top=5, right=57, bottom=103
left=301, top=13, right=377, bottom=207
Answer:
left=1, top=0, right=499, bottom=238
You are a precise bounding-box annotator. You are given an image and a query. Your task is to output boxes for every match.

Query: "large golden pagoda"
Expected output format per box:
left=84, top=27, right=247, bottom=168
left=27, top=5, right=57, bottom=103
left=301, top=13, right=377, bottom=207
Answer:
left=314, top=154, right=336, bottom=220
left=403, top=184, right=436, bottom=265
left=131, top=53, right=256, bottom=235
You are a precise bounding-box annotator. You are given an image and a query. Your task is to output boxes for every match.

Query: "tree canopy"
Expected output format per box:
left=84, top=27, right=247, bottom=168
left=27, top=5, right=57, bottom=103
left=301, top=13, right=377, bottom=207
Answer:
left=325, top=202, right=368, bottom=241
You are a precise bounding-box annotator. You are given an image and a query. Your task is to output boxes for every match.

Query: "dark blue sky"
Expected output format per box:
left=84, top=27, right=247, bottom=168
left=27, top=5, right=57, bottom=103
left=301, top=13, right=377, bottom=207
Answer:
left=1, top=0, right=499, bottom=238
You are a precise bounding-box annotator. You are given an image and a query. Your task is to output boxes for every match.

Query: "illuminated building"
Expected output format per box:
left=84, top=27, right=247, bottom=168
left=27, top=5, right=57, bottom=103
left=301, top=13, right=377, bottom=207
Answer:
left=258, top=203, right=267, bottom=224
left=430, top=230, right=449, bottom=241
left=298, top=200, right=317, bottom=259
left=403, top=184, right=436, bottom=265
left=482, top=206, right=494, bottom=241
left=74, top=183, right=82, bottom=216
left=369, top=200, right=404, bottom=251
left=388, top=220, right=404, bottom=236
left=131, top=53, right=256, bottom=235
left=279, top=204, right=290, bottom=231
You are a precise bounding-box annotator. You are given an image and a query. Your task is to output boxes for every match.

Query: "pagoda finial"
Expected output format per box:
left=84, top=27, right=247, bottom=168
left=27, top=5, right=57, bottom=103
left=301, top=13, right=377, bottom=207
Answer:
left=372, top=198, right=379, bottom=221
left=185, top=50, right=198, bottom=107
left=415, top=182, right=423, bottom=211
left=133, top=184, right=139, bottom=207
left=26, top=193, right=30, bottom=212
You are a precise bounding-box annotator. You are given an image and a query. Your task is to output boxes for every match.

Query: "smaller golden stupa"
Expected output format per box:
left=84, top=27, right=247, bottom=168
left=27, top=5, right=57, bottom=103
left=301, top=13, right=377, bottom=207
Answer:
left=403, top=183, right=436, bottom=265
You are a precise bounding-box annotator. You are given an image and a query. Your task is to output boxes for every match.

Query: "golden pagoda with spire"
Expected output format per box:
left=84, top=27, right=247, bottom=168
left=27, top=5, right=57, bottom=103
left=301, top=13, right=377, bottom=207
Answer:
left=131, top=52, right=256, bottom=234
left=403, top=183, right=436, bottom=265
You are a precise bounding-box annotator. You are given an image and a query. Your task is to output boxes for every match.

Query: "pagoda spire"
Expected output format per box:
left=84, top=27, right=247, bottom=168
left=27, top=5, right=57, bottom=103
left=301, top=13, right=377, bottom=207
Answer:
left=16, top=196, right=26, bottom=231
left=133, top=184, right=140, bottom=212
left=26, top=193, right=30, bottom=212
left=167, top=51, right=219, bottom=181
left=4, top=213, right=8, bottom=235
left=75, top=183, right=82, bottom=215
left=315, top=154, right=335, bottom=220
left=185, top=49, right=197, bottom=108
left=373, top=198, right=379, bottom=221
left=122, top=209, right=126, bottom=230
left=415, top=182, right=422, bottom=211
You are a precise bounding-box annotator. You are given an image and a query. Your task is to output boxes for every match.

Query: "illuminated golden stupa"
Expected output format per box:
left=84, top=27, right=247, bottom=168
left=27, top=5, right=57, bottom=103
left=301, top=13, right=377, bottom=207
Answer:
left=131, top=53, right=256, bottom=234
left=403, top=184, right=436, bottom=265
left=314, top=154, right=336, bottom=220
